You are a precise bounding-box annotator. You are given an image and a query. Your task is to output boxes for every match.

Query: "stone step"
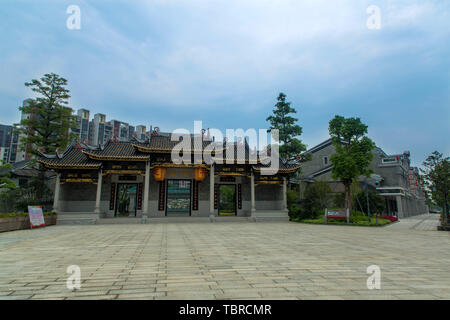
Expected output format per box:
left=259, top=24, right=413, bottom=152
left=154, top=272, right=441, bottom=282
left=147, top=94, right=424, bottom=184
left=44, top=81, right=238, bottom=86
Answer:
left=98, top=217, right=142, bottom=224
left=254, top=216, right=290, bottom=222
left=56, top=212, right=99, bottom=225
left=57, top=218, right=98, bottom=225
left=97, top=216, right=252, bottom=224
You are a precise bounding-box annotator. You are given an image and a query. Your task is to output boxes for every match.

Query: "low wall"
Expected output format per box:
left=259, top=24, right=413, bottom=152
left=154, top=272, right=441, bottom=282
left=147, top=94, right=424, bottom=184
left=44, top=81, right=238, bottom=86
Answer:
left=0, top=215, right=57, bottom=233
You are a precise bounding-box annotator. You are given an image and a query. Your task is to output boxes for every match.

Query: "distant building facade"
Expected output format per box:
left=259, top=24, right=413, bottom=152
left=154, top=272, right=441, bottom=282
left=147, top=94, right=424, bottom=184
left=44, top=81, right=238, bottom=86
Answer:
left=299, top=138, right=428, bottom=218
left=76, top=109, right=90, bottom=142
left=75, top=110, right=146, bottom=147
left=0, top=124, right=12, bottom=163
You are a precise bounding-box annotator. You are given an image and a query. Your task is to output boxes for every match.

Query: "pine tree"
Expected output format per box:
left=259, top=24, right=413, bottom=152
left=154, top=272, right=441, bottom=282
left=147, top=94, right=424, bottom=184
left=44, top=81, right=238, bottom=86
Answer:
left=16, top=73, right=77, bottom=201
left=17, top=73, right=77, bottom=158
left=266, top=93, right=307, bottom=161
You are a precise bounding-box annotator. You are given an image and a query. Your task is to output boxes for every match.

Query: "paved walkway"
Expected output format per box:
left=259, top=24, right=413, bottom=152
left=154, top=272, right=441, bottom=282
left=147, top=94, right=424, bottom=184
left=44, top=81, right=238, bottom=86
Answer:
left=0, top=220, right=449, bottom=300
left=386, top=213, right=440, bottom=231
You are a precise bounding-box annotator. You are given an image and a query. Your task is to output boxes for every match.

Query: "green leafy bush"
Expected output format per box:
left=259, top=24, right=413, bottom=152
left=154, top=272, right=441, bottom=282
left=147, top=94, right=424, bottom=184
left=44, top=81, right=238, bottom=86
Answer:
left=354, top=189, right=386, bottom=214
left=351, top=210, right=366, bottom=217
left=0, top=211, right=55, bottom=219
left=299, top=217, right=391, bottom=226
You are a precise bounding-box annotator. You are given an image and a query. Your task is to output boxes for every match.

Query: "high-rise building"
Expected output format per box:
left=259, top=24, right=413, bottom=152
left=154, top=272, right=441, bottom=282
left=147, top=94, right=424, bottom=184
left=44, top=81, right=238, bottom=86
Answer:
left=0, top=147, right=9, bottom=163
left=103, top=122, right=113, bottom=144
left=0, top=124, right=12, bottom=164
left=8, top=100, right=33, bottom=163
left=135, top=125, right=146, bottom=140
left=8, top=125, right=25, bottom=163
left=0, top=124, right=12, bottom=149
left=89, top=113, right=106, bottom=146
left=6, top=102, right=148, bottom=151
left=76, top=108, right=90, bottom=142
left=128, top=125, right=135, bottom=141
left=110, top=120, right=130, bottom=142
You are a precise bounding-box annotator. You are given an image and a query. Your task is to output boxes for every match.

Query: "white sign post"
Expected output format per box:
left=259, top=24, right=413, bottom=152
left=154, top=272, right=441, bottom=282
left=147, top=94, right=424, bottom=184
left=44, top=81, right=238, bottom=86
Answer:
left=27, top=206, right=46, bottom=229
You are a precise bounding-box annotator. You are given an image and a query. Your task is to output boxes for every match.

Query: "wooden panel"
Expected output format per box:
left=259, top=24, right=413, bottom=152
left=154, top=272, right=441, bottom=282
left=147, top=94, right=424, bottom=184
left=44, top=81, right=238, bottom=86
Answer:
left=137, top=183, right=143, bottom=210
left=192, top=180, right=199, bottom=211
left=220, top=176, right=236, bottom=182
left=238, top=184, right=242, bottom=210
left=109, top=183, right=116, bottom=210
left=214, top=184, right=218, bottom=209
left=158, top=180, right=166, bottom=211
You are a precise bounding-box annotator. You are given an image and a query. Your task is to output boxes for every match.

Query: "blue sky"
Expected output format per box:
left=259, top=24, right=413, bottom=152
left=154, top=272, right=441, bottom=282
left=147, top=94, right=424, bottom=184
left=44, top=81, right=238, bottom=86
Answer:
left=0, top=0, right=449, bottom=167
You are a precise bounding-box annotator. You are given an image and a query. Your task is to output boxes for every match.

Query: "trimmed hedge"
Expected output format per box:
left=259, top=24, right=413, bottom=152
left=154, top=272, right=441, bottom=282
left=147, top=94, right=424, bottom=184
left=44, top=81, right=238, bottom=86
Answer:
left=0, top=211, right=56, bottom=219
left=296, top=216, right=392, bottom=227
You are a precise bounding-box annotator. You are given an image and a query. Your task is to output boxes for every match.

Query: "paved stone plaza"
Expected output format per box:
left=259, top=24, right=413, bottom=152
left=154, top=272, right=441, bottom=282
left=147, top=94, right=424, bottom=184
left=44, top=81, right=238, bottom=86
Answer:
left=0, top=214, right=448, bottom=300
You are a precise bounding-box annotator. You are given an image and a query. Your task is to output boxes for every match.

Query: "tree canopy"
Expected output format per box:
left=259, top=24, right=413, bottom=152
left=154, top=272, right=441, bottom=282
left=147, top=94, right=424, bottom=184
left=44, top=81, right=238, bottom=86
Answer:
left=328, top=115, right=375, bottom=214
left=421, top=151, right=449, bottom=224
left=0, top=162, right=17, bottom=192
left=16, top=73, right=77, bottom=158
left=266, top=93, right=307, bottom=161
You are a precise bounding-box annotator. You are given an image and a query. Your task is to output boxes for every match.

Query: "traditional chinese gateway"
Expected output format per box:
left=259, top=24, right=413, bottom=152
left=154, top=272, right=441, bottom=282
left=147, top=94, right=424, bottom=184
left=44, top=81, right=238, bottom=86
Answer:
left=38, top=134, right=300, bottom=224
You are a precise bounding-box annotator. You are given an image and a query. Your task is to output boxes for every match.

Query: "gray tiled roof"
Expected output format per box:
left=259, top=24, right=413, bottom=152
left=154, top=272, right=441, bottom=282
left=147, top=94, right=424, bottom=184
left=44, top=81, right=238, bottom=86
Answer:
left=83, top=141, right=150, bottom=160
left=38, top=146, right=101, bottom=168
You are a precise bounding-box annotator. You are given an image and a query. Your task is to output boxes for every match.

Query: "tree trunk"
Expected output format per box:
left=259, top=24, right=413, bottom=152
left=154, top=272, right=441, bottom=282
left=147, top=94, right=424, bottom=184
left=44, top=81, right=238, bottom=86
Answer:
left=36, top=163, right=46, bottom=202
left=344, top=182, right=352, bottom=215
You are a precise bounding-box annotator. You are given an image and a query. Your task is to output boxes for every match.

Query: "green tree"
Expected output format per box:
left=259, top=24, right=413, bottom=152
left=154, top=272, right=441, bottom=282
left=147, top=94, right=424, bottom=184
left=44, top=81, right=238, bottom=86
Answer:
left=16, top=73, right=77, bottom=198
left=266, top=93, right=307, bottom=161
left=421, top=151, right=449, bottom=225
left=328, top=116, right=375, bottom=215
left=0, top=162, right=18, bottom=213
left=17, top=73, right=76, bottom=158
left=310, top=180, right=332, bottom=209
left=0, top=162, right=17, bottom=192
left=354, top=189, right=386, bottom=214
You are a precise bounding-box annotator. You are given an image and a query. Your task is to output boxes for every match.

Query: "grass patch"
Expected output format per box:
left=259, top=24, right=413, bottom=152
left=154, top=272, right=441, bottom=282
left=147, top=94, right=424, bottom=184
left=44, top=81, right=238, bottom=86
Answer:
left=294, top=216, right=392, bottom=227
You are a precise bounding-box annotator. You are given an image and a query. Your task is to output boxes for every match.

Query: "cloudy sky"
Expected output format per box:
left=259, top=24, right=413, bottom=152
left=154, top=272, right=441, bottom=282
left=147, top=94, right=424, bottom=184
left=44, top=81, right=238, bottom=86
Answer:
left=0, top=0, right=449, bottom=167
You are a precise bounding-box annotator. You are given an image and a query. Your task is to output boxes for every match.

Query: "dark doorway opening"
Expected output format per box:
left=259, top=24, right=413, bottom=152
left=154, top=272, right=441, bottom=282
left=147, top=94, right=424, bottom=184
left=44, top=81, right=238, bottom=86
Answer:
left=115, top=183, right=138, bottom=217
left=218, top=184, right=237, bottom=216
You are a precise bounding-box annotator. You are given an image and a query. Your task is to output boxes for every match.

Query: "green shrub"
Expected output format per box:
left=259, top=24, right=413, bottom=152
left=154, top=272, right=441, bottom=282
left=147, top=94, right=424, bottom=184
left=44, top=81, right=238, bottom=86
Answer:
left=298, top=217, right=391, bottom=226
left=0, top=211, right=55, bottom=218
left=354, top=189, right=386, bottom=214
left=287, top=190, right=300, bottom=210
left=351, top=210, right=366, bottom=217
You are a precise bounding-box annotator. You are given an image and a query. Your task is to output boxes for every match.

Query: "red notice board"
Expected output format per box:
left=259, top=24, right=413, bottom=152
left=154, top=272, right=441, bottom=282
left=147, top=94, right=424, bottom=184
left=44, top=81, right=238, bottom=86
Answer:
left=27, top=206, right=46, bottom=228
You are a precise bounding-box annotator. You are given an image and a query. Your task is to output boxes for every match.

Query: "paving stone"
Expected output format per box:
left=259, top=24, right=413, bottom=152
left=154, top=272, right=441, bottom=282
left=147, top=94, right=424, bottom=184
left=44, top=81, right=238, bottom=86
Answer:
left=0, top=219, right=448, bottom=300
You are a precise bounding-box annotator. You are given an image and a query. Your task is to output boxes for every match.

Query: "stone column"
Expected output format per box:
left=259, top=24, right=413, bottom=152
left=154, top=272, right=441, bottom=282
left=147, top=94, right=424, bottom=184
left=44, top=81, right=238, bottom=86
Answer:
left=209, top=164, right=215, bottom=222
left=282, top=177, right=288, bottom=212
left=94, top=169, right=103, bottom=215
left=142, top=161, right=150, bottom=221
left=53, top=173, right=61, bottom=213
left=396, top=195, right=404, bottom=218
left=250, top=170, right=256, bottom=215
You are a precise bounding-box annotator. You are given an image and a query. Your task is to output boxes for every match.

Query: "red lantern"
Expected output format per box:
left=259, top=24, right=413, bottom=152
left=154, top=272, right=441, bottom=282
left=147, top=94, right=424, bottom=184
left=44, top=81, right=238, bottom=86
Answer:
left=153, top=167, right=167, bottom=181
left=193, top=168, right=206, bottom=181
